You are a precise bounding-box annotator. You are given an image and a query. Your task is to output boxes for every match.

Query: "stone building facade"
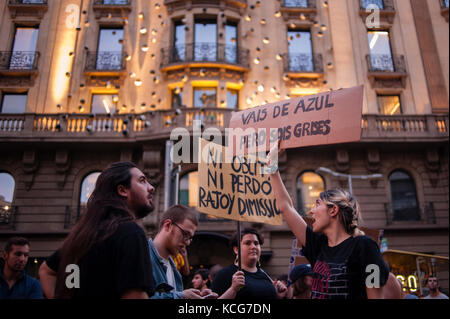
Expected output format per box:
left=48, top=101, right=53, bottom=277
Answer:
left=0, top=0, right=448, bottom=295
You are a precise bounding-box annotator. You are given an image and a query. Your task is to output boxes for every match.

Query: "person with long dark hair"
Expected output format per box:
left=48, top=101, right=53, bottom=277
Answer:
left=39, top=162, right=155, bottom=298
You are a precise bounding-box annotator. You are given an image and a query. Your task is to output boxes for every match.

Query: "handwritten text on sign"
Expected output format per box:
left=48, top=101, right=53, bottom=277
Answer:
left=228, top=85, right=364, bottom=153
left=197, top=139, right=282, bottom=225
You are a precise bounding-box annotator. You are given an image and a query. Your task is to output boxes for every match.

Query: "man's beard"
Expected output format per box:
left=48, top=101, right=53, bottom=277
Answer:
left=134, top=203, right=154, bottom=219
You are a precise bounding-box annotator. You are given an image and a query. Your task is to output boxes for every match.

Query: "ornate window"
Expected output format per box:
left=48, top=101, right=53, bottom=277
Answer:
left=296, top=171, right=325, bottom=216
left=388, top=170, right=420, bottom=221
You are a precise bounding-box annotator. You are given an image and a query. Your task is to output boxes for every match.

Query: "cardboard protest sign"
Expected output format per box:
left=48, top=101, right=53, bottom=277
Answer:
left=228, top=85, right=364, bottom=154
left=197, top=138, right=282, bottom=226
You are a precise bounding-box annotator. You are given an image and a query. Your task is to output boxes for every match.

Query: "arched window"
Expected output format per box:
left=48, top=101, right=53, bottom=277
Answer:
left=297, top=171, right=325, bottom=216
left=79, top=172, right=101, bottom=207
left=0, top=172, right=15, bottom=223
left=389, top=170, right=420, bottom=221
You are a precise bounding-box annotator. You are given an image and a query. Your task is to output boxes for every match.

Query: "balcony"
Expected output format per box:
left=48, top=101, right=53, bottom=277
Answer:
left=0, top=51, right=40, bottom=86
left=164, top=0, right=247, bottom=15
left=384, top=202, right=437, bottom=228
left=280, top=0, right=317, bottom=23
left=0, top=107, right=233, bottom=142
left=360, top=0, right=395, bottom=26
left=366, top=54, right=407, bottom=89
left=282, top=53, right=324, bottom=88
left=440, top=0, right=449, bottom=22
left=84, top=51, right=127, bottom=86
left=361, top=114, right=448, bottom=142
left=0, top=112, right=447, bottom=144
left=7, top=0, right=48, bottom=19
left=160, top=43, right=249, bottom=82
left=92, top=0, right=132, bottom=19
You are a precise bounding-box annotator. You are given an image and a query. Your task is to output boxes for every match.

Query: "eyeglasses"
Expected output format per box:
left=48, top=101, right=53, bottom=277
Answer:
left=172, top=221, right=194, bottom=243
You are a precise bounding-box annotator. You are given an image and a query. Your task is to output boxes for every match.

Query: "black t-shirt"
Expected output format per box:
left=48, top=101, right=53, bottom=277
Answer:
left=302, top=226, right=389, bottom=299
left=46, top=222, right=154, bottom=298
left=211, top=264, right=278, bottom=299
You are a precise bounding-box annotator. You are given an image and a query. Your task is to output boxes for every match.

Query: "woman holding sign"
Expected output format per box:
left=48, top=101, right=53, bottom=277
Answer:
left=266, top=145, right=389, bottom=299
left=211, top=228, right=288, bottom=299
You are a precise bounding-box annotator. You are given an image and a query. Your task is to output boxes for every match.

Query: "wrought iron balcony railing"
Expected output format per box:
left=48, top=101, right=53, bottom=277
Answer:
left=94, top=0, right=130, bottom=5
left=85, top=51, right=126, bottom=71
left=360, top=0, right=394, bottom=11
left=0, top=51, right=40, bottom=70
left=384, top=202, right=436, bottom=226
left=366, top=54, right=406, bottom=73
left=281, top=0, right=315, bottom=8
left=283, top=53, right=323, bottom=73
left=8, top=0, right=47, bottom=4
left=160, top=43, right=250, bottom=68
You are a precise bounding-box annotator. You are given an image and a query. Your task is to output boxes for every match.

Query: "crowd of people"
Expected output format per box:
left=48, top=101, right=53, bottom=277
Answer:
left=1, top=160, right=448, bottom=300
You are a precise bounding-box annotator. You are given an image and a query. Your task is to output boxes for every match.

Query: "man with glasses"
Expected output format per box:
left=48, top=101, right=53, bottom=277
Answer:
left=149, top=204, right=216, bottom=299
left=423, top=276, right=448, bottom=299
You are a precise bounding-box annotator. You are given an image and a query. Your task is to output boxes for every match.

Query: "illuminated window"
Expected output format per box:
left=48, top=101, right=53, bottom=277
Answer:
left=389, top=170, right=420, bottom=221
left=91, top=94, right=116, bottom=114
left=179, top=171, right=224, bottom=221
left=79, top=172, right=101, bottom=207
left=0, top=172, right=15, bottom=224
left=287, top=30, right=313, bottom=72
left=171, top=88, right=183, bottom=108
left=378, top=95, right=401, bottom=115
left=0, top=173, right=15, bottom=207
left=0, top=93, right=27, bottom=113
left=179, top=171, right=198, bottom=208
left=368, top=31, right=394, bottom=71
left=193, top=87, right=217, bottom=108
left=297, top=171, right=325, bottom=216
left=226, top=89, right=239, bottom=109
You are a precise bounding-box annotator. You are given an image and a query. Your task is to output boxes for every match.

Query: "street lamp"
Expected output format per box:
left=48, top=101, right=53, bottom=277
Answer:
left=315, top=167, right=383, bottom=195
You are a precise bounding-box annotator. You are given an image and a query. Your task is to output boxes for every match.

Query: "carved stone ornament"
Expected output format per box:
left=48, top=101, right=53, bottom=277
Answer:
left=334, top=149, right=349, bottom=173
left=55, top=149, right=71, bottom=189
left=143, top=147, right=162, bottom=187
left=22, top=149, right=39, bottom=190
left=425, top=148, right=440, bottom=187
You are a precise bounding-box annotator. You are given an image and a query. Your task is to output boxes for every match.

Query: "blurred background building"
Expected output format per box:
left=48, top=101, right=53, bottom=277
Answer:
left=0, top=0, right=448, bottom=296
